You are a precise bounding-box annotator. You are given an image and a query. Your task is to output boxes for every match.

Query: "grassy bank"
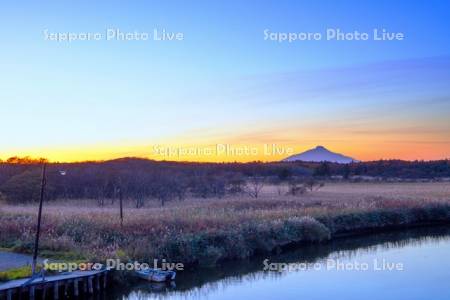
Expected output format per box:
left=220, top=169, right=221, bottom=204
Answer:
left=0, top=266, right=34, bottom=281
left=1, top=183, right=449, bottom=270
left=0, top=265, right=47, bottom=281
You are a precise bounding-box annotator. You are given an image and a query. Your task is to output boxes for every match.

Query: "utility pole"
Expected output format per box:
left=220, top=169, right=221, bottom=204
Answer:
left=32, top=163, right=46, bottom=275
left=119, top=187, right=124, bottom=227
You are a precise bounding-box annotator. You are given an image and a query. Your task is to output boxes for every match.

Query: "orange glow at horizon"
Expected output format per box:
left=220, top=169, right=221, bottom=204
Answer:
left=1, top=139, right=449, bottom=163
left=2, top=120, right=449, bottom=163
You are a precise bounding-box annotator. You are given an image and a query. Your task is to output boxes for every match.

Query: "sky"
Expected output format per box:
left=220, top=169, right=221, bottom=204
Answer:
left=1, top=0, right=450, bottom=162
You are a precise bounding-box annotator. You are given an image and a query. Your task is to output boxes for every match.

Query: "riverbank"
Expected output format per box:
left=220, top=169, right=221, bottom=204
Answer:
left=108, top=226, right=450, bottom=300
left=1, top=182, right=449, bottom=275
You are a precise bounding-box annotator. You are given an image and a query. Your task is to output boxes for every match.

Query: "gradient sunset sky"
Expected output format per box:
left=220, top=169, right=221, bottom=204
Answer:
left=1, top=1, right=450, bottom=162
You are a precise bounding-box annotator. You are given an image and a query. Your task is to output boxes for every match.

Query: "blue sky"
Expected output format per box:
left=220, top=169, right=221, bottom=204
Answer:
left=1, top=1, right=449, bottom=161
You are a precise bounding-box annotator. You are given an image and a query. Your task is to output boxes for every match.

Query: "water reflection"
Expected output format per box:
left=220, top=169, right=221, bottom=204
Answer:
left=110, top=226, right=450, bottom=300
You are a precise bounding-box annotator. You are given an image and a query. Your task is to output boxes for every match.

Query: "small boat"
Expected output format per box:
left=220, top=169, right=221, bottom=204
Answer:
left=135, top=269, right=176, bottom=282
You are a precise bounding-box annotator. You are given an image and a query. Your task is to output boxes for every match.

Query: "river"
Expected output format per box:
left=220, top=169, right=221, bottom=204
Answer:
left=108, top=226, right=450, bottom=300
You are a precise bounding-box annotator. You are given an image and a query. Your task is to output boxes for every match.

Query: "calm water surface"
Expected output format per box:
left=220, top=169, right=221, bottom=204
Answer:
left=109, top=227, right=450, bottom=300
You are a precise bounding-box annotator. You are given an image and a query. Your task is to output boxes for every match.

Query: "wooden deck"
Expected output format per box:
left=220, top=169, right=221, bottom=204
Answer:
left=0, top=269, right=108, bottom=299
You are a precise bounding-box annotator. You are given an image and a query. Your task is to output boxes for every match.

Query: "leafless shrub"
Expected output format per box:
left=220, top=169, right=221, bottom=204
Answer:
left=276, top=183, right=286, bottom=196
left=97, top=198, right=105, bottom=207
left=305, top=178, right=325, bottom=192
left=227, top=174, right=245, bottom=195
left=245, top=176, right=265, bottom=198
left=287, top=181, right=307, bottom=196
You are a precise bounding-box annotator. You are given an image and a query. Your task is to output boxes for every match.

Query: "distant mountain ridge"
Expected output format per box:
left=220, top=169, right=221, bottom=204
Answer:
left=283, top=146, right=358, bottom=163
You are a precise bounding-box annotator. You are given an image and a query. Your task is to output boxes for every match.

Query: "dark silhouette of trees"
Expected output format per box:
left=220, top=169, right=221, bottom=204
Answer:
left=314, top=162, right=331, bottom=177
left=0, top=157, right=449, bottom=204
left=0, top=169, right=43, bottom=203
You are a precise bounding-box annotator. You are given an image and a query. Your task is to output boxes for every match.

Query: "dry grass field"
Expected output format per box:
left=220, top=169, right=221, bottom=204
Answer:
left=1, top=182, right=449, bottom=268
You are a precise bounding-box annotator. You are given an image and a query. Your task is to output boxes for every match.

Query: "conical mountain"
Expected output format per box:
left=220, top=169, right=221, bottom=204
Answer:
left=283, top=146, right=358, bottom=163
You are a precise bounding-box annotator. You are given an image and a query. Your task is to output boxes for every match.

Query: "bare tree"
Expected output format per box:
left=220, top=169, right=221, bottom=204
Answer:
left=304, top=178, right=325, bottom=192
left=134, top=186, right=145, bottom=208
left=287, top=180, right=307, bottom=196
left=276, top=184, right=284, bottom=196
left=245, top=176, right=265, bottom=198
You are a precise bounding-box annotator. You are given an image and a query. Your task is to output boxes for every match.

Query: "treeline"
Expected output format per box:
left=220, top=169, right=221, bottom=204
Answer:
left=325, top=159, right=450, bottom=179
left=0, top=158, right=310, bottom=205
left=0, top=157, right=449, bottom=204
